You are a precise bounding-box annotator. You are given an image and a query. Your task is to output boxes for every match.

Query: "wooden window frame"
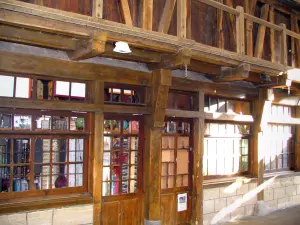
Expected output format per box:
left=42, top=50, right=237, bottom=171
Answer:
left=203, top=120, right=252, bottom=180
left=161, top=117, right=193, bottom=193
left=102, top=114, right=144, bottom=201
left=0, top=108, right=90, bottom=200
left=167, top=89, right=198, bottom=111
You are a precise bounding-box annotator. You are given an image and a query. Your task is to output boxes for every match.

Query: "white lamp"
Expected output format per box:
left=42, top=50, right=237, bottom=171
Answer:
left=113, top=41, right=132, bottom=54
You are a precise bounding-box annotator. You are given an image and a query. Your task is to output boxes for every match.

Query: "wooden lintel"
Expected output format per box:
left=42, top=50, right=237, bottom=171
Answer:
left=214, top=63, right=250, bottom=82
left=147, top=48, right=192, bottom=70
left=158, top=0, right=177, bottom=33
left=254, top=4, right=270, bottom=59
left=0, top=51, right=151, bottom=86
left=68, top=31, right=107, bottom=60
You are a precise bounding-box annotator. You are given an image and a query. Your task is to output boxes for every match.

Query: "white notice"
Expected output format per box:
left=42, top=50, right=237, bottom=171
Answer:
left=177, top=193, right=187, bottom=212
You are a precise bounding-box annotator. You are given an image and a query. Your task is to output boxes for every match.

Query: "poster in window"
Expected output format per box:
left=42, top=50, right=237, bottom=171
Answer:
left=177, top=193, right=187, bottom=212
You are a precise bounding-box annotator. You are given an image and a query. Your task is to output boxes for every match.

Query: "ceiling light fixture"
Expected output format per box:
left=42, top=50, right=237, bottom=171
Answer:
left=113, top=41, right=132, bottom=54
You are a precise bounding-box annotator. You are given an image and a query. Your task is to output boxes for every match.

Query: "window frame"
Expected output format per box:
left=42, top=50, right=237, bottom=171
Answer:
left=0, top=108, right=90, bottom=200
left=167, top=89, right=198, bottom=111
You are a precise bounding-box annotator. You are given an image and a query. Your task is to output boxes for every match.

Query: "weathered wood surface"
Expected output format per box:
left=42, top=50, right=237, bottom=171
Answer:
left=214, top=63, right=250, bottom=82
left=296, top=107, right=300, bottom=171
left=158, top=0, right=176, bottom=33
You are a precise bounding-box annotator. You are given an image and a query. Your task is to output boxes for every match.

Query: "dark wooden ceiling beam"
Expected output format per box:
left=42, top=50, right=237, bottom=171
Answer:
left=213, top=63, right=250, bottom=82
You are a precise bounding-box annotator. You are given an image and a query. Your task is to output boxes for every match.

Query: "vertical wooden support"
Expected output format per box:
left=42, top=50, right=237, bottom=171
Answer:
left=216, top=0, right=224, bottom=49
left=177, top=0, right=187, bottom=38
left=252, top=89, right=272, bottom=201
left=236, top=6, right=245, bottom=54
left=93, top=80, right=104, bottom=225
left=144, top=69, right=172, bottom=224
left=295, top=107, right=300, bottom=171
left=34, top=0, right=43, bottom=5
left=186, top=0, right=192, bottom=39
left=158, top=0, right=177, bottom=33
left=140, top=0, right=153, bottom=30
left=92, top=0, right=103, bottom=18
left=120, top=0, right=133, bottom=25
left=291, top=16, right=300, bottom=68
left=254, top=4, right=270, bottom=59
left=191, top=91, right=204, bottom=225
left=245, top=0, right=257, bottom=57
left=280, top=23, right=288, bottom=66
left=269, top=6, right=276, bottom=63
left=225, top=0, right=236, bottom=49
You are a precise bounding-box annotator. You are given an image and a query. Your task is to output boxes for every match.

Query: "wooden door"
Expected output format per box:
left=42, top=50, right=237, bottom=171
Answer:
left=161, top=118, right=193, bottom=225
left=102, top=115, right=143, bottom=225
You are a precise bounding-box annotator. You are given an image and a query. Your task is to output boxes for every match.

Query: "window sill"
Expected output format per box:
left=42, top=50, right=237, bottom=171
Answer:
left=203, top=176, right=257, bottom=188
left=0, top=192, right=93, bottom=214
left=264, top=170, right=300, bottom=180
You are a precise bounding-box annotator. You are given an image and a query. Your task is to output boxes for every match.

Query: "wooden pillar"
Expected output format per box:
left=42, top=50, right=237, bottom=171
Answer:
left=140, top=0, right=153, bottom=30
left=144, top=69, right=171, bottom=225
left=216, top=0, right=224, bottom=49
left=252, top=88, right=272, bottom=200
left=191, top=91, right=204, bottom=225
left=177, top=0, right=187, bottom=38
left=280, top=23, right=288, bottom=66
left=236, top=6, right=245, bottom=54
left=92, top=0, right=104, bottom=18
left=269, top=6, right=276, bottom=63
left=245, top=0, right=257, bottom=57
left=254, top=4, right=269, bottom=59
left=295, top=107, right=300, bottom=171
left=92, top=81, right=104, bottom=225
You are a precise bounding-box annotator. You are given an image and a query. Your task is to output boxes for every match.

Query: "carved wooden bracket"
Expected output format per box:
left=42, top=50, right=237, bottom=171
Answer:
left=214, top=63, right=250, bottom=82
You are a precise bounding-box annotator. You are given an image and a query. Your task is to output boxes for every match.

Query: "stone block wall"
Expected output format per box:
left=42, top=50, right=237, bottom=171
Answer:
left=264, top=176, right=300, bottom=209
left=0, top=204, right=93, bottom=225
left=203, top=181, right=257, bottom=225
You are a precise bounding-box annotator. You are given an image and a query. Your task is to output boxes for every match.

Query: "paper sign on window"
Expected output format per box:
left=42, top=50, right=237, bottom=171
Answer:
left=177, top=193, right=187, bottom=212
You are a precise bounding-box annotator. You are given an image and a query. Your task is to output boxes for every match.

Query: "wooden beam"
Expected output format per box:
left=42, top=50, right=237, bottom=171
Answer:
left=280, top=23, right=288, bottom=66
left=216, top=0, right=224, bottom=49
left=269, top=6, right=276, bottom=63
left=92, top=0, right=103, bottom=18
left=205, top=112, right=254, bottom=122
left=147, top=48, right=192, bottom=70
left=225, top=0, right=237, bottom=50
left=166, top=109, right=201, bottom=118
left=144, top=69, right=171, bottom=223
left=245, top=0, right=257, bottom=57
left=254, top=4, right=270, bottom=59
left=199, top=0, right=239, bottom=15
left=177, top=0, right=186, bottom=38
left=158, top=0, right=177, bottom=33
left=120, top=0, right=133, bottom=26
left=236, top=6, right=245, bottom=54
left=68, top=31, right=107, bottom=60
left=291, top=16, right=300, bottom=68
left=186, top=0, right=192, bottom=39
left=295, top=107, right=300, bottom=171
left=250, top=0, right=257, bottom=15
left=0, top=51, right=151, bottom=86
left=140, top=0, right=153, bottom=30
left=191, top=92, right=204, bottom=225
left=214, top=63, right=250, bottom=82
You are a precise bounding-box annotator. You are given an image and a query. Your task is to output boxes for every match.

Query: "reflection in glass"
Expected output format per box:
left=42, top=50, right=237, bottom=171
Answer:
left=35, top=139, right=50, bottom=163
left=14, top=115, right=31, bottom=129
left=0, top=114, right=12, bottom=129
left=34, top=165, right=50, bottom=190
left=70, top=117, right=84, bottom=131
left=13, top=166, right=30, bottom=192
left=0, top=166, right=10, bottom=192
left=15, top=77, right=31, bottom=98
left=52, top=116, right=68, bottom=130
left=36, top=115, right=51, bottom=130
left=13, top=139, right=30, bottom=163
left=71, top=82, right=86, bottom=98
left=0, top=138, right=11, bottom=164
left=0, top=75, right=14, bottom=97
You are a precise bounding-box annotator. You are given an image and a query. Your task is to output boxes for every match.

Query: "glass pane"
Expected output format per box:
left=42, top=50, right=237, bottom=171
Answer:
left=122, top=165, right=129, bottom=180
left=162, top=163, right=168, bottom=176
left=104, top=137, right=112, bottom=151
left=52, top=139, right=67, bottom=163
left=183, top=175, right=188, bottom=186
left=111, top=182, right=119, bottom=195
left=106, top=120, right=121, bottom=134
left=161, top=177, right=167, bottom=189
left=122, top=180, right=129, bottom=193
left=241, top=139, right=248, bottom=155
left=162, top=150, right=175, bottom=163
left=13, top=139, right=30, bottom=163
left=168, top=176, right=174, bottom=188
left=0, top=138, right=11, bottom=164
left=0, top=114, right=12, bottom=129
left=70, top=117, right=85, bottom=131
left=210, top=97, right=218, bottom=112
left=283, top=154, right=288, bottom=168
left=103, top=182, right=110, bottom=196
left=112, top=166, right=120, bottom=180
left=0, top=75, right=14, bottom=97
left=0, top=166, right=10, bottom=192
left=103, top=152, right=110, bottom=166
left=130, top=151, right=138, bottom=164
left=123, top=120, right=130, bottom=134
left=55, top=81, right=70, bottom=96
left=36, top=115, right=51, bottom=130
left=71, top=82, right=85, bottom=98
left=111, top=152, right=120, bottom=165
left=13, top=166, right=30, bottom=192
left=35, top=139, right=50, bottom=163
left=123, top=137, right=129, bottom=151
left=177, top=150, right=189, bottom=174
left=162, top=136, right=175, bottom=149
left=130, top=165, right=137, bottom=179
left=131, top=121, right=139, bottom=134
left=241, top=156, right=248, bottom=171
left=14, top=115, right=31, bottom=129
left=34, top=165, right=50, bottom=190
left=52, top=116, right=68, bottom=130
left=130, top=180, right=137, bottom=193
left=130, top=137, right=139, bottom=150
left=168, top=163, right=175, bottom=176
left=15, top=77, right=31, bottom=98
left=103, top=167, right=110, bottom=182
left=52, top=165, right=67, bottom=189
left=278, top=154, right=283, bottom=169
left=176, top=175, right=183, bottom=187
left=218, top=99, right=226, bottom=112
left=75, top=173, right=83, bottom=187
left=177, top=137, right=189, bottom=149
left=69, top=139, right=84, bottom=162
left=165, top=121, right=176, bottom=133
left=123, top=89, right=132, bottom=103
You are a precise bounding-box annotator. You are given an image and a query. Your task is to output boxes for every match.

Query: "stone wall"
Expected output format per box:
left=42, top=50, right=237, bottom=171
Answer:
left=0, top=204, right=93, bottom=225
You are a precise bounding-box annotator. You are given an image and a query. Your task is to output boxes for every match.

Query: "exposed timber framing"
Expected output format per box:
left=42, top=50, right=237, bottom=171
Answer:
left=158, top=0, right=177, bottom=33
left=269, top=6, right=276, bottom=63
left=291, top=16, right=300, bottom=68
left=0, top=51, right=151, bottom=86
left=254, top=4, right=270, bottom=59
left=68, top=31, right=107, bottom=60
left=236, top=6, right=245, bottom=54
left=140, top=0, right=153, bottom=30
left=144, top=69, right=171, bottom=223
left=92, top=0, right=103, bottom=18
left=0, top=1, right=292, bottom=76
left=296, top=107, right=300, bottom=171
left=177, top=0, right=186, bottom=38
left=245, top=0, right=257, bottom=57
left=147, top=48, right=192, bottom=70
left=120, top=0, right=133, bottom=26
left=213, top=63, right=250, bottom=82
left=280, top=23, right=288, bottom=66
left=216, top=0, right=224, bottom=49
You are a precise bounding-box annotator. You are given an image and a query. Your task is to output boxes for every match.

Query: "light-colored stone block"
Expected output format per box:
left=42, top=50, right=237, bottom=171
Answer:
left=294, top=176, right=300, bottom=185
left=237, top=184, right=249, bottom=195
left=292, top=195, right=300, bottom=204
left=0, top=213, right=26, bottom=225
left=226, top=196, right=241, bottom=206
left=278, top=197, right=293, bottom=208
left=286, top=185, right=297, bottom=196
left=265, top=200, right=278, bottom=209
left=27, top=209, right=53, bottom=225
left=204, top=187, right=220, bottom=200
left=244, top=204, right=255, bottom=216
left=203, top=200, right=215, bottom=214
left=53, top=204, right=93, bottom=225
left=274, top=187, right=286, bottom=199
left=264, top=189, right=274, bottom=201
left=203, top=212, right=216, bottom=225
left=297, top=185, right=300, bottom=195
left=220, top=186, right=236, bottom=198
left=214, top=198, right=227, bottom=212
left=280, top=177, right=294, bottom=187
